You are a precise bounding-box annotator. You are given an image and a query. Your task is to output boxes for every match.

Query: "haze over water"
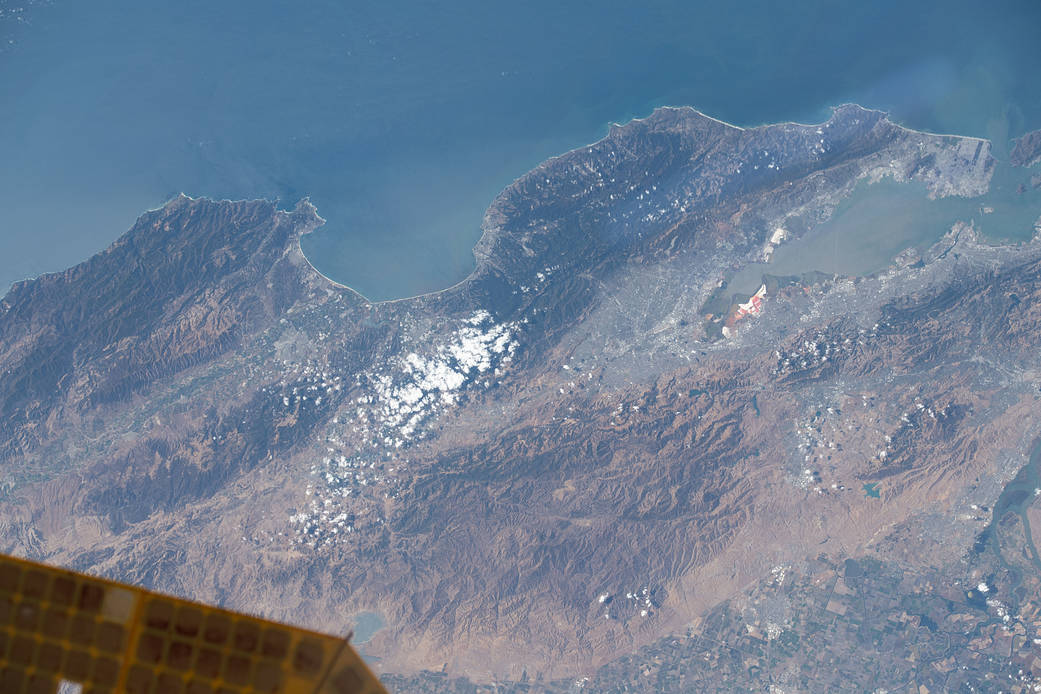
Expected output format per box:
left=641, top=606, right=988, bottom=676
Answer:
left=2, top=0, right=1040, bottom=300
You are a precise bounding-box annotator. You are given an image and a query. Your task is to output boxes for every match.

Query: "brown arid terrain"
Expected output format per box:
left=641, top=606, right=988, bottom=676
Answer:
left=2, top=105, right=1041, bottom=690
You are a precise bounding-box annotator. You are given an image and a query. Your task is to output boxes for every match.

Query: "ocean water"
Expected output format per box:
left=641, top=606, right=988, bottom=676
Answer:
left=2, top=0, right=1040, bottom=300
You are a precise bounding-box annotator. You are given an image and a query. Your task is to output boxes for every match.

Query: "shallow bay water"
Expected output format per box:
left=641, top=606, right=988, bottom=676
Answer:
left=726, top=161, right=1041, bottom=298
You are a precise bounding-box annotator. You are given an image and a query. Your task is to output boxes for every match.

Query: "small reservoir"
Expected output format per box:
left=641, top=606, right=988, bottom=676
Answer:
left=351, top=611, right=387, bottom=645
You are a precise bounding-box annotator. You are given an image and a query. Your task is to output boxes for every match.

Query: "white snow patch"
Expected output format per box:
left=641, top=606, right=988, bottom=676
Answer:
left=293, top=309, right=520, bottom=548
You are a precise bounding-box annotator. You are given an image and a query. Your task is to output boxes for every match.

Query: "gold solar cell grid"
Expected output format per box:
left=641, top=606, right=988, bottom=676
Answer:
left=130, top=598, right=333, bottom=692
left=0, top=561, right=135, bottom=694
left=0, top=554, right=385, bottom=694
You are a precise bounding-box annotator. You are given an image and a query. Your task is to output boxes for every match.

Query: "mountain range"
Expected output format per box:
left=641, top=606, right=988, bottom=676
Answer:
left=2, top=105, right=1040, bottom=690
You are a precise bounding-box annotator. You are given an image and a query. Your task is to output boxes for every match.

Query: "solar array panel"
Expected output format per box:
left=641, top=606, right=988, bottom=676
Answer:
left=0, top=553, right=386, bottom=694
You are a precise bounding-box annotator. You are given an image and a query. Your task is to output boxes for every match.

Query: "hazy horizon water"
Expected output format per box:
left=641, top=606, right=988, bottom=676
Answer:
left=2, top=0, right=1040, bottom=300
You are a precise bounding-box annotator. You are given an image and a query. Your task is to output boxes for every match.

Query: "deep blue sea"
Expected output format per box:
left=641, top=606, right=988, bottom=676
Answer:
left=2, top=0, right=1040, bottom=300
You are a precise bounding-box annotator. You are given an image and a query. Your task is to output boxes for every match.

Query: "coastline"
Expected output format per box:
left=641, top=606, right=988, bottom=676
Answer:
left=3, top=103, right=999, bottom=309
left=294, top=102, right=994, bottom=307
